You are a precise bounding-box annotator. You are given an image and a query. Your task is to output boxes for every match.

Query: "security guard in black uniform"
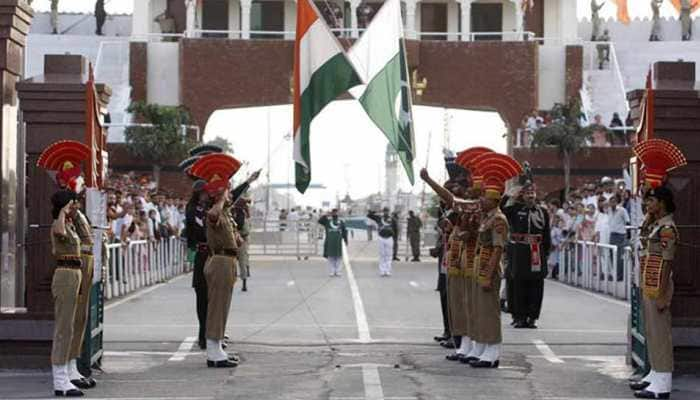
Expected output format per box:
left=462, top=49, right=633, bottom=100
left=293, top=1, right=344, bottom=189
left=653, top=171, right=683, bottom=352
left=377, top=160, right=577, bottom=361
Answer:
left=186, top=180, right=210, bottom=350
left=501, top=181, right=551, bottom=329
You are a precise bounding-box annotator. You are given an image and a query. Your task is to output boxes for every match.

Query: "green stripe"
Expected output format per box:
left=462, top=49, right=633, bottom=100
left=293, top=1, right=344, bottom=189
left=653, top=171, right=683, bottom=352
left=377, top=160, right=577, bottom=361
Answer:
left=358, top=42, right=415, bottom=184
left=296, top=53, right=361, bottom=193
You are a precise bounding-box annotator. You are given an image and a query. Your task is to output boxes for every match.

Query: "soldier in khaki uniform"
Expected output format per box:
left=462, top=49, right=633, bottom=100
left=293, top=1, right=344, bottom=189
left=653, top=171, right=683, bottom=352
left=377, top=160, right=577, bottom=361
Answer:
left=37, top=140, right=94, bottom=397
left=190, top=153, right=244, bottom=368
left=467, top=152, right=522, bottom=368
left=628, top=139, right=687, bottom=400
left=418, top=147, right=493, bottom=362
left=67, top=208, right=97, bottom=389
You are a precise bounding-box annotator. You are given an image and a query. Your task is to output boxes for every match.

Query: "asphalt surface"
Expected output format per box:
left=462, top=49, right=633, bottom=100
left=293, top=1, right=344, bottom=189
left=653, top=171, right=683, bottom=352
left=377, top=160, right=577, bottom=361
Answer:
left=2, top=240, right=698, bottom=399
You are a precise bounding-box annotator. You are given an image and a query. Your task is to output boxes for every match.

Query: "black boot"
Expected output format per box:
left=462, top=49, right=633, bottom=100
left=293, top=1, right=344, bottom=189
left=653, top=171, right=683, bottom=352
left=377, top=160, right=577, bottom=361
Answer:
left=242, top=279, right=247, bottom=292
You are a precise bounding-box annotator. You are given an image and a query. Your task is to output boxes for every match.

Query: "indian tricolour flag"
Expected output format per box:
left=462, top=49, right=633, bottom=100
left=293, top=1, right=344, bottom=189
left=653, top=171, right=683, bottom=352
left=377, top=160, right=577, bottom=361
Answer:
left=348, top=0, right=415, bottom=184
left=293, top=0, right=361, bottom=193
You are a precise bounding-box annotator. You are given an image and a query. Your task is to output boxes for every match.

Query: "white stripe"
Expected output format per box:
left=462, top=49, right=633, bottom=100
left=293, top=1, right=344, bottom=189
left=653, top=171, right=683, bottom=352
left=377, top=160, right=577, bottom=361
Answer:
left=409, top=281, right=419, bottom=288
left=362, top=364, right=385, bottom=400
left=19, top=398, right=213, bottom=400
left=298, top=19, right=342, bottom=95
left=347, top=0, right=403, bottom=98
left=293, top=129, right=307, bottom=168
left=168, top=336, right=197, bottom=361
left=342, top=242, right=371, bottom=343
left=548, top=280, right=630, bottom=308
left=533, top=339, right=565, bottom=364
left=287, top=280, right=296, bottom=287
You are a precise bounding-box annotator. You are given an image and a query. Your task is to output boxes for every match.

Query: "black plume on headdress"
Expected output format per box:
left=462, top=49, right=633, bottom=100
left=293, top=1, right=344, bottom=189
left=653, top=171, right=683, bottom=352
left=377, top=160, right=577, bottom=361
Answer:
left=189, top=144, right=223, bottom=157
left=445, top=156, right=467, bottom=180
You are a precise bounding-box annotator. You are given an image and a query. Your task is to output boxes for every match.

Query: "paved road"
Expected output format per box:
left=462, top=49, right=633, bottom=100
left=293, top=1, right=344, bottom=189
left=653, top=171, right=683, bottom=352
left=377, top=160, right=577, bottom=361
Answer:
left=2, top=241, right=698, bottom=399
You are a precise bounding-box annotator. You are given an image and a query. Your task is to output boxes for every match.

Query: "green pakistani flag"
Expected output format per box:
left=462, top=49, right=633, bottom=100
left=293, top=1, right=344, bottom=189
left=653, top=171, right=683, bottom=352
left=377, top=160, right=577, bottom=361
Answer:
left=348, top=0, right=415, bottom=184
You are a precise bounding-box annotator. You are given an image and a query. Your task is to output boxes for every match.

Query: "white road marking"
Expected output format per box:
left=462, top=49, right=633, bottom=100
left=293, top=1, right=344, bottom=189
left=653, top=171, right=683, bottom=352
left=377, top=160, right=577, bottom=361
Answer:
left=342, top=242, right=371, bottom=343
left=105, top=350, right=202, bottom=357
left=533, top=339, right=565, bottom=364
left=548, top=280, right=630, bottom=308
left=287, top=280, right=296, bottom=287
left=362, top=364, right=385, bottom=400
left=18, top=398, right=213, bottom=400
left=104, top=274, right=189, bottom=311
left=409, top=281, right=419, bottom=288
left=169, top=336, right=197, bottom=361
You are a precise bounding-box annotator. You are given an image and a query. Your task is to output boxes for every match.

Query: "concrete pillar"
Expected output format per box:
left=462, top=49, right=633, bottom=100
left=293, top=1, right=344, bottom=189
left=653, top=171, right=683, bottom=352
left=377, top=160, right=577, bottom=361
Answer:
left=185, top=0, right=196, bottom=37
left=349, top=0, right=360, bottom=38
left=458, top=0, right=471, bottom=41
left=403, top=0, right=417, bottom=39
left=513, top=0, right=524, bottom=36
left=0, top=0, right=31, bottom=316
left=241, top=0, right=252, bottom=39
left=132, top=0, right=151, bottom=39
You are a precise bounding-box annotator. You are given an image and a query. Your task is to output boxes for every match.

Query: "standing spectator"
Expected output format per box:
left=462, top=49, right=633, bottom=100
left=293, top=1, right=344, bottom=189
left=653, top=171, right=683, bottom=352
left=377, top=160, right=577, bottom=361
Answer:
left=288, top=207, right=300, bottom=231
left=607, top=194, right=630, bottom=281
left=548, top=214, right=564, bottom=280
left=610, top=112, right=625, bottom=145
left=406, top=210, right=422, bottom=262
left=279, top=209, right=288, bottom=231
left=116, top=203, right=135, bottom=243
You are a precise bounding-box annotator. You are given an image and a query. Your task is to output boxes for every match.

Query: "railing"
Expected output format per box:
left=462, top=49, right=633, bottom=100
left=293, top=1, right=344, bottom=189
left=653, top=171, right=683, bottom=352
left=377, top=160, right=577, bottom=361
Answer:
left=104, top=123, right=201, bottom=143
left=248, top=219, right=320, bottom=259
left=556, top=240, right=633, bottom=301
left=104, top=237, right=189, bottom=300
left=176, top=29, right=536, bottom=42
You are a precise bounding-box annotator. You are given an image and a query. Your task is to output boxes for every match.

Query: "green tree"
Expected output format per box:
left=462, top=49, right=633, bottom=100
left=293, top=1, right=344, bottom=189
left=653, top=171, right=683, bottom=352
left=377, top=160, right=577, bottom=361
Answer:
left=205, top=136, right=234, bottom=154
left=530, top=98, right=597, bottom=200
left=125, top=101, right=194, bottom=187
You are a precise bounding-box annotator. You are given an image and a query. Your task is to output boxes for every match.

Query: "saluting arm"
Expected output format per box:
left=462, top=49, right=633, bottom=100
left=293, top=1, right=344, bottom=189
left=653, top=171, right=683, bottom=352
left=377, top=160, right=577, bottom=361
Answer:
left=419, top=168, right=455, bottom=208
left=52, top=200, right=74, bottom=238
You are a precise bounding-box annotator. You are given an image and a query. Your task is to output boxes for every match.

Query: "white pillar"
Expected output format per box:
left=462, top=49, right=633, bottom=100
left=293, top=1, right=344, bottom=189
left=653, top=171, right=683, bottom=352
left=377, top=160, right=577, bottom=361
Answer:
left=458, top=0, right=471, bottom=41
left=132, top=0, right=151, bottom=40
left=404, top=0, right=417, bottom=40
left=509, top=0, right=523, bottom=40
left=241, top=0, right=252, bottom=39
left=349, top=0, right=360, bottom=38
left=185, top=0, right=196, bottom=37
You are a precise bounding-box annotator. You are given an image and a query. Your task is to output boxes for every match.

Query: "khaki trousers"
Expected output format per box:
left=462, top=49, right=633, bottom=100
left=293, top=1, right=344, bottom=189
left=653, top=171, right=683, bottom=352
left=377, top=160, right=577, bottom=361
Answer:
left=473, top=276, right=502, bottom=344
left=463, top=276, right=475, bottom=338
left=643, top=281, right=674, bottom=372
left=51, top=268, right=82, bottom=365
left=447, top=273, right=468, bottom=336
left=69, top=255, right=94, bottom=359
left=204, top=255, right=237, bottom=340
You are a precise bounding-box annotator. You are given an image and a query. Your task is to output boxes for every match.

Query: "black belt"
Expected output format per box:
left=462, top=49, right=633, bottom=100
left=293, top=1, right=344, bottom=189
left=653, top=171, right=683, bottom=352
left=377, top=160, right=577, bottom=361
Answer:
left=213, top=248, right=237, bottom=257
left=56, top=258, right=83, bottom=269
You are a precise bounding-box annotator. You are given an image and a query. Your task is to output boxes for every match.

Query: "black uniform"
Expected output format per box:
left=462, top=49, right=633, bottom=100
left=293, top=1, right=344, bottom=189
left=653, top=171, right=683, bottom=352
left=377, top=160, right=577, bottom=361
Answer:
left=502, top=198, right=551, bottom=326
left=186, top=198, right=209, bottom=348
left=391, top=213, right=400, bottom=260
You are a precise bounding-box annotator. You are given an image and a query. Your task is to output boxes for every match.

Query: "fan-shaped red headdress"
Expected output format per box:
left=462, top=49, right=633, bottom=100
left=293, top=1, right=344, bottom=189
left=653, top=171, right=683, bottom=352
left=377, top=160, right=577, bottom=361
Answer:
left=455, top=147, right=494, bottom=188
left=633, top=139, right=686, bottom=189
left=189, top=153, right=242, bottom=196
left=37, top=140, right=90, bottom=192
left=471, top=152, right=523, bottom=199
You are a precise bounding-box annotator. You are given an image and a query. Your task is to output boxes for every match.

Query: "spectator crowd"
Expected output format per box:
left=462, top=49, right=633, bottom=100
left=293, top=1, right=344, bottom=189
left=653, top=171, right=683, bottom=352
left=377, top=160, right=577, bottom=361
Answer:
left=104, top=171, right=187, bottom=245
left=544, top=176, right=644, bottom=281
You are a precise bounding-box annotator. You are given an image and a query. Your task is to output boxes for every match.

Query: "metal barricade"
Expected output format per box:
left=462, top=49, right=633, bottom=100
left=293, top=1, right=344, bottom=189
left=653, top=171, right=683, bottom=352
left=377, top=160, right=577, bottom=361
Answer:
left=248, top=219, right=319, bottom=259
left=557, top=240, right=632, bottom=300
left=104, top=237, right=189, bottom=300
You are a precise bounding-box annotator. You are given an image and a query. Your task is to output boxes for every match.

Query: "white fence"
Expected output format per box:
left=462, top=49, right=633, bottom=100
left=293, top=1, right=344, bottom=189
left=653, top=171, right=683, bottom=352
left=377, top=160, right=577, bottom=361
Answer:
left=557, top=240, right=635, bottom=301
left=104, top=237, right=189, bottom=300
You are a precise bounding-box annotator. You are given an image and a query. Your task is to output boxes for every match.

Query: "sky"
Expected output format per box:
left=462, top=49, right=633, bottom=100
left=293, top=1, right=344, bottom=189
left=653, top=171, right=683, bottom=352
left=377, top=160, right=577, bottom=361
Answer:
left=29, top=0, right=695, bottom=19
left=204, top=102, right=507, bottom=208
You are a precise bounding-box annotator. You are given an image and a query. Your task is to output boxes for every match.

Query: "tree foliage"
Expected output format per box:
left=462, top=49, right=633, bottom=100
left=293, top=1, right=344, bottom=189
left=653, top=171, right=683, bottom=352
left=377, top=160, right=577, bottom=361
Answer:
left=125, top=101, right=194, bottom=165
left=530, top=98, right=597, bottom=199
left=205, top=136, right=234, bottom=154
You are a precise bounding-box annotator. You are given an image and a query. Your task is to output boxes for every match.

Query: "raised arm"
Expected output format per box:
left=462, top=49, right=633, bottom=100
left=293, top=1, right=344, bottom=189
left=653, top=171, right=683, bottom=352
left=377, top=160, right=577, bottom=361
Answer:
left=52, top=200, right=74, bottom=238
left=419, top=168, right=455, bottom=208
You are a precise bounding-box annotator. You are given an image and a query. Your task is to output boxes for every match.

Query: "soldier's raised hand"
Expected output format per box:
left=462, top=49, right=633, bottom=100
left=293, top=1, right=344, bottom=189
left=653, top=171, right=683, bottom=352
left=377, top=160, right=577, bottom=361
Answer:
left=419, top=168, right=430, bottom=182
